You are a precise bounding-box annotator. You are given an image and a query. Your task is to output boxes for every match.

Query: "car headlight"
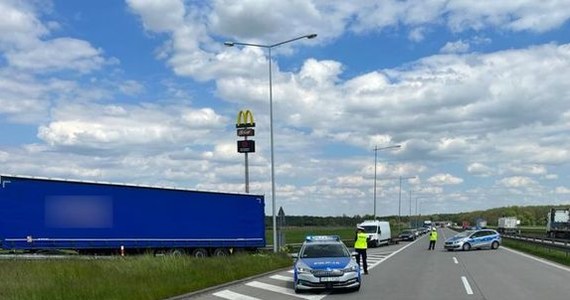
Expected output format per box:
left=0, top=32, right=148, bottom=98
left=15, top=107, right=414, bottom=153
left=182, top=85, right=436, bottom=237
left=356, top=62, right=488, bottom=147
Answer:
left=342, top=262, right=359, bottom=273
left=296, top=262, right=312, bottom=274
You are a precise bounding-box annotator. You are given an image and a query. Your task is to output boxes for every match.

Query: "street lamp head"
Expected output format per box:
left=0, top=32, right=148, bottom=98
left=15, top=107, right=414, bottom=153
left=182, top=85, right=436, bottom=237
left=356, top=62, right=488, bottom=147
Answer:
left=224, top=41, right=235, bottom=47
left=306, top=33, right=318, bottom=39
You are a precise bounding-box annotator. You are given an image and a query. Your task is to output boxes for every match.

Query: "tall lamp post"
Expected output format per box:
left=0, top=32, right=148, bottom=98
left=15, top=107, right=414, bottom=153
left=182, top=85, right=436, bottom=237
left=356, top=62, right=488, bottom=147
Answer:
left=225, top=34, right=317, bottom=252
left=373, top=145, right=401, bottom=219
left=398, top=176, right=416, bottom=233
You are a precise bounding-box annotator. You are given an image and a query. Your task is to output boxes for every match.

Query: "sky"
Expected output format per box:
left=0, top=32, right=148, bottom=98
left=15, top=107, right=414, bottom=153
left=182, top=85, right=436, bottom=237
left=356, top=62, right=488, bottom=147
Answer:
left=1, top=0, right=570, bottom=217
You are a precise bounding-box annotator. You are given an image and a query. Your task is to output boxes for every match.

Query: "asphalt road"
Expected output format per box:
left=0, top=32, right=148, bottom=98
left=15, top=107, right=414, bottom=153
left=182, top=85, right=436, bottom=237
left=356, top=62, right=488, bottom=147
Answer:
left=184, top=228, right=570, bottom=300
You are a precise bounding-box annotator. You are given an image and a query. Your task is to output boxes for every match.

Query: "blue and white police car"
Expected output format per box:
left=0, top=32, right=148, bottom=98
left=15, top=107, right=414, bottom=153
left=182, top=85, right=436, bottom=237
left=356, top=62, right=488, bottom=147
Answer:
left=293, top=235, right=361, bottom=293
left=444, top=229, right=502, bottom=251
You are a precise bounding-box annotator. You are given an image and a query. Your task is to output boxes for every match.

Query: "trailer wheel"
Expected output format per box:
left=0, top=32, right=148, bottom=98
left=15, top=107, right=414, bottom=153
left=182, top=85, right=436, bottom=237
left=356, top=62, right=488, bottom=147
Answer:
left=168, top=249, right=186, bottom=256
left=462, top=243, right=471, bottom=251
left=192, top=248, right=208, bottom=258
left=491, top=241, right=499, bottom=250
left=213, top=248, right=229, bottom=257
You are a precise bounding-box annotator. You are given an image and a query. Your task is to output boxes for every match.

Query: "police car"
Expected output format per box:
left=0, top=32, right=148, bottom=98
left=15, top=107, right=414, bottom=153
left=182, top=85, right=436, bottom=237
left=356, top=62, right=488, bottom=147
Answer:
left=444, top=229, right=502, bottom=251
left=292, top=235, right=361, bottom=293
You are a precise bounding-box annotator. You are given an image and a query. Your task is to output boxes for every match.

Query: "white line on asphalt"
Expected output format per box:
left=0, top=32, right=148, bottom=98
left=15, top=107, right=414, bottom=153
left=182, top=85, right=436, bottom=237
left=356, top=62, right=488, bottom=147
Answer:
left=245, top=281, right=327, bottom=300
left=461, top=276, right=474, bottom=295
left=269, top=274, right=293, bottom=282
left=213, top=290, right=263, bottom=300
left=287, top=269, right=294, bottom=273
left=369, top=237, right=422, bottom=270
left=453, top=257, right=458, bottom=264
left=503, top=247, right=570, bottom=273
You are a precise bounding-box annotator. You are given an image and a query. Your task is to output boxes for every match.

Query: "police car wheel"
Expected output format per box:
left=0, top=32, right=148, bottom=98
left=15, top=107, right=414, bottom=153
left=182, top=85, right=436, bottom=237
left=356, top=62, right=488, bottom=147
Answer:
left=462, top=243, right=471, bottom=251
left=491, top=241, right=499, bottom=249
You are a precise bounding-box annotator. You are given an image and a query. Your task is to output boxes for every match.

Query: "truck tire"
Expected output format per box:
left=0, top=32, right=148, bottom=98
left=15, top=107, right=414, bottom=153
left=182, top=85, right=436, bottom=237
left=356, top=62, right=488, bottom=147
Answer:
left=462, top=243, right=471, bottom=251
left=213, top=248, right=229, bottom=257
left=168, top=249, right=186, bottom=256
left=491, top=241, right=499, bottom=250
left=192, top=248, right=208, bottom=258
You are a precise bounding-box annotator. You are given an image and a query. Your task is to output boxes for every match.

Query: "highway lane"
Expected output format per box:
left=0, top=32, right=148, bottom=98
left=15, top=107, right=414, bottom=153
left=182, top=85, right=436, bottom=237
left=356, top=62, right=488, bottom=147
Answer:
left=183, top=228, right=570, bottom=300
left=327, top=228, right=570, bottom=300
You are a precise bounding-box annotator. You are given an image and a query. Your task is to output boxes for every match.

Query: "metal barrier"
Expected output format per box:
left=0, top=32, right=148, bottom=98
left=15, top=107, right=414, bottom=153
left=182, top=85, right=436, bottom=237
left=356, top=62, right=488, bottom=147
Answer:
left=502, top=234, right=570, bottom=256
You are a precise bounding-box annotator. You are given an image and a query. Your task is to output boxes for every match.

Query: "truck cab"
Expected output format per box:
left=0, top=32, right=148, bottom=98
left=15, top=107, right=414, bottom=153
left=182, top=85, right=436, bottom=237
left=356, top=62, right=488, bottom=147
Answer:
left=357, top=220, right=391, bottom=247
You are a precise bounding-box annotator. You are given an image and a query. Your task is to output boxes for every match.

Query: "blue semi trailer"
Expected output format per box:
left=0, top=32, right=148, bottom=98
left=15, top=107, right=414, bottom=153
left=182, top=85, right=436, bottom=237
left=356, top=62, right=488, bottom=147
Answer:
left=0, top=175, right=265, bottom=256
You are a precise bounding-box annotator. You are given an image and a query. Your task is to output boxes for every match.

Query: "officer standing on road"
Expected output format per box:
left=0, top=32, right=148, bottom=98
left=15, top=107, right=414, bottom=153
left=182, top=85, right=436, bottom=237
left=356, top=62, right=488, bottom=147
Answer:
left=428, top=227, right=438, bottom=250
left=354, top=226, right=369, bottom=274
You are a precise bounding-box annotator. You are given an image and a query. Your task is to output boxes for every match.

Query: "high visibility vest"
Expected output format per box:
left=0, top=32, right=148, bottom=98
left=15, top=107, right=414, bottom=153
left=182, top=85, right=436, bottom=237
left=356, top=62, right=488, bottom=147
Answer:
left=430, top=231, right=438, bottom=241
left=355, top=232, right=368, bottom=249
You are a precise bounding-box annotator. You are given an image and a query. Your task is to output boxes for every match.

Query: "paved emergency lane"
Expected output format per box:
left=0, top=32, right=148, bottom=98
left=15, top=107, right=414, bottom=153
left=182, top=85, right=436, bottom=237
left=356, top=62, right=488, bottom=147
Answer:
left=181, top=228, right=570, bottom=300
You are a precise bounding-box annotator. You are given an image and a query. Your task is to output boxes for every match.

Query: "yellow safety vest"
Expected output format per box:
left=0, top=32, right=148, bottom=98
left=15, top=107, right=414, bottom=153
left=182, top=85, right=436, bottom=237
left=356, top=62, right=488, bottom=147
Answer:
left=430, top=231, right=438, bottom=241
left=355, top=232, right=368, bottom=249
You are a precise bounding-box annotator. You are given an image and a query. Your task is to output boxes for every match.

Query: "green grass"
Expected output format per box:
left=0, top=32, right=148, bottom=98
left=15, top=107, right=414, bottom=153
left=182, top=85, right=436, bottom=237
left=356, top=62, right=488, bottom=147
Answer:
left=0, top=253, right=292, bottom=300
left=503, top=239, right=570, bottom=267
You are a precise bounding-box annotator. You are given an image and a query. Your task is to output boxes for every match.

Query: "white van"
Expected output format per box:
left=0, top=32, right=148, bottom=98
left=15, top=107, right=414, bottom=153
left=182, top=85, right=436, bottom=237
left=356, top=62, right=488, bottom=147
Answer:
left=358, top=220, right=392, bottom=247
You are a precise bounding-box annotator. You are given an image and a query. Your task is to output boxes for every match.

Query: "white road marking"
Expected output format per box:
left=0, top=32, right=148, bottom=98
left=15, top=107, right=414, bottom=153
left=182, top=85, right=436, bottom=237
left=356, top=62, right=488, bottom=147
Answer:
left=461, top=276, right=474, bottom=295
left=269, top=274, right=293, bottom=282
left=287, top=269, right=294, bottom=273
left=245, top=281, right=327, bottom=300
left=503, top=247, right=570, bottom=273
left=453, top=257, right=458, bottom=264
left=369, top=237, right=421, bottom=270
left=213, top=290, right=263, bottom=300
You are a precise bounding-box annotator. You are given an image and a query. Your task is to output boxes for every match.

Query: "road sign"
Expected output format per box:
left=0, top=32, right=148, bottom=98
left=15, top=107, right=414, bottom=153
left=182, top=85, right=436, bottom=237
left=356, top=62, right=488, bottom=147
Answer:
left=237, top=128, right=255, bottom=137
left=237, top=140, right=255, bottom=153
left=236, top=110, right=255, bottom=128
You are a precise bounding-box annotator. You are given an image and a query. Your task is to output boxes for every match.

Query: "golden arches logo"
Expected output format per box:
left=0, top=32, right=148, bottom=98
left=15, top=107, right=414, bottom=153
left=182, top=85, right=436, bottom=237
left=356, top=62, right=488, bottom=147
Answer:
left=236, top=110, right=255, bottom=128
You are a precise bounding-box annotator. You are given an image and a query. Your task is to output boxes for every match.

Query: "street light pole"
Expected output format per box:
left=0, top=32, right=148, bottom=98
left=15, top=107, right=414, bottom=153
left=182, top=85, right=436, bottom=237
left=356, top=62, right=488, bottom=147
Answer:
left=373, top=145, right=401, bottom=219
left=225, top=34, right=317, bottom=252
left=398, top=176, right=416, bottom=233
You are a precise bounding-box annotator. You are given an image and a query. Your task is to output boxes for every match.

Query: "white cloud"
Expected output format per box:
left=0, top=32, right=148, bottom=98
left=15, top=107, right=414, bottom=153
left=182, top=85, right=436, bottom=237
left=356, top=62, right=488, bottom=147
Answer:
left=37, top=103, right=228, bottom=150
left=497, top=176, right=538, bottom=188
left=427, top=173, right=464, bottom=185
left=440, top=40, right=470, bottom=53
left=467, top=163, right=494, bottom=177
left=555, top=186, right=570, bottom=194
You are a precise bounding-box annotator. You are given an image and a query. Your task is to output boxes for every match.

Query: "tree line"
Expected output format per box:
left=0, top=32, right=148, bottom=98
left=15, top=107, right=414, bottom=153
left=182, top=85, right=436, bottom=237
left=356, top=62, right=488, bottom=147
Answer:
left=266, top=204, right=569, bottom=228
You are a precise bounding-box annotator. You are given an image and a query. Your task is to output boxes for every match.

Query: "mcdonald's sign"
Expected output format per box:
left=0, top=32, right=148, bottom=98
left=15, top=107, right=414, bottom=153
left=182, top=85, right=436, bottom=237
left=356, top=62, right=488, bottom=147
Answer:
left=236, top=110, right=255, bottom=128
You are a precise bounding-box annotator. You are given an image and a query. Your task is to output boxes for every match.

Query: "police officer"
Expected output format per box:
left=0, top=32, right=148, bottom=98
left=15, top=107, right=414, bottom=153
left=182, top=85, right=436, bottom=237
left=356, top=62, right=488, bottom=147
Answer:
left=354, top=226, right=369, bottom=274
left=428, top=227, right=438, bottom=250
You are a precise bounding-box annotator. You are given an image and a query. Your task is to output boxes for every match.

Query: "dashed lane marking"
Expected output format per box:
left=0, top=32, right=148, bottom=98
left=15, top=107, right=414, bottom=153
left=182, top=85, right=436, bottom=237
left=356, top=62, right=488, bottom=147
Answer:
left=461, top=276, right=474, bottom=295
left=453, top=257, right=458, bottom=264
left=212, top=290, right=263, bottom=300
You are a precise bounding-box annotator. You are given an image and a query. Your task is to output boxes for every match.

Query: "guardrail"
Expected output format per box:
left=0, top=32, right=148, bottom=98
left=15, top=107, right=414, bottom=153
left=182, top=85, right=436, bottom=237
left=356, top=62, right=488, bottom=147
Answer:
left=501, top=234, right=570, bottom=255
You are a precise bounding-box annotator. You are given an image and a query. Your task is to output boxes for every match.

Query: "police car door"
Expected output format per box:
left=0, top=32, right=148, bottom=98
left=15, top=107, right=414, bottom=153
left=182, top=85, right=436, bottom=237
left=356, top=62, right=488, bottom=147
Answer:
left=470, top=231, right=485, bottom=247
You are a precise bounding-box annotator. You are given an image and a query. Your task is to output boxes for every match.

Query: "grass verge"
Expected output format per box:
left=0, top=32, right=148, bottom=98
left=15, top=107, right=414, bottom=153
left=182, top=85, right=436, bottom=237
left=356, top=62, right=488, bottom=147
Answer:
left=503, top=238, right=570, bottom=267
left=0, top=253, right=292, bottom=300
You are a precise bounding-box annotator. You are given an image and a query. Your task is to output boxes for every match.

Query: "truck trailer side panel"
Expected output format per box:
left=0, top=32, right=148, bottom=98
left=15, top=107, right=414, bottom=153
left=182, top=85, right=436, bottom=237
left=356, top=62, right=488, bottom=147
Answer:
left=0, top=175, right=265, bottom=251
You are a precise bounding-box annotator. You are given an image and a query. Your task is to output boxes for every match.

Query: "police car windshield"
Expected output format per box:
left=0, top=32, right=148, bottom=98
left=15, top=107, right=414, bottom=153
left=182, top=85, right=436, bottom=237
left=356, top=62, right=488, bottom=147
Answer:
left=300, top=243, right=350, bottom=258
left=361, top=226, right=377, bottom=234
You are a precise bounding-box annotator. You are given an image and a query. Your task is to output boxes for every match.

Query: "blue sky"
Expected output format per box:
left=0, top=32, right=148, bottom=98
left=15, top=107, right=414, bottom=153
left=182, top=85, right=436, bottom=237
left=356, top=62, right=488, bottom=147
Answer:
left=1, top=0, right=570, bottom=217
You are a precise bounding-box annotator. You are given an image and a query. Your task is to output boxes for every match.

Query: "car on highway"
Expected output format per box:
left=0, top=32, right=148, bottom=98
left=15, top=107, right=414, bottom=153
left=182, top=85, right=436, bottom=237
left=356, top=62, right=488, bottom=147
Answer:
left=444, top=229, right=502, bottom=251
left=398, top=230, right=416, bottom=241
left=292, top=235, right=361, bottom=293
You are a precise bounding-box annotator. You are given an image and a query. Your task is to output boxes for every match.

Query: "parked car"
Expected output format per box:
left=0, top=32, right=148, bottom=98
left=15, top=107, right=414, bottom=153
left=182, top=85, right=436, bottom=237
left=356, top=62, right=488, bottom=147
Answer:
left=292, top=236, right=361, bottom=293
left=444, top=229, right=501, bottom=251
left=398, top=230, right=416, bottom=241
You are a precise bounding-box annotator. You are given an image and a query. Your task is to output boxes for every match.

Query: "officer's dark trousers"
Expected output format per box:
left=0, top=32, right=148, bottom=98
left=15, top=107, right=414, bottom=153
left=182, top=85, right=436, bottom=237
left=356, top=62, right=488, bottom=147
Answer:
left=429, top=240, right=436, bottom=250
left=355, top=248, right=368, bottom=273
